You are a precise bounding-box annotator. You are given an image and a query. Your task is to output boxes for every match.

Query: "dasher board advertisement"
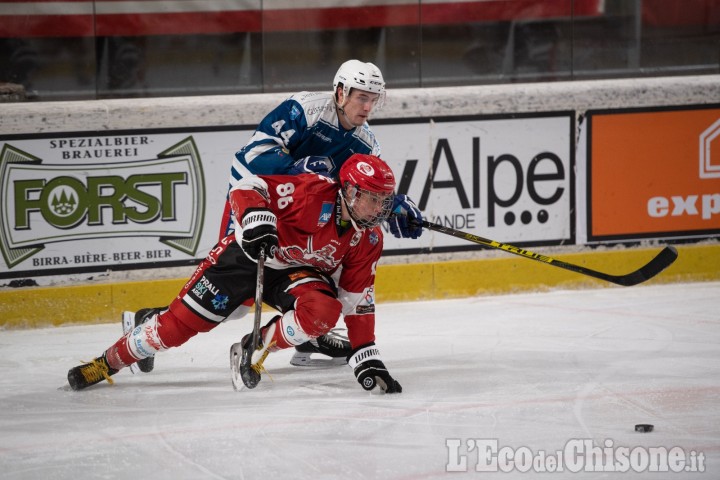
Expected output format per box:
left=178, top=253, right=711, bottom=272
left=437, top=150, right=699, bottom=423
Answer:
left=375, top=112, right=574, bottom=254
left=0, top=129, right=239, bottom=279
left=587, top=105, right=720, bottom=242
left=0, top=112, right=573, bottom=279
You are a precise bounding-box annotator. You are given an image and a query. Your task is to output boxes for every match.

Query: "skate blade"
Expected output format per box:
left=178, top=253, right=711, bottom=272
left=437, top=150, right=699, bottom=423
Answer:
left=290, top=351, right=347, bottom=367
left=122, top=311, right=140, bottom=375
left=229, top=342, right=245, bottom=391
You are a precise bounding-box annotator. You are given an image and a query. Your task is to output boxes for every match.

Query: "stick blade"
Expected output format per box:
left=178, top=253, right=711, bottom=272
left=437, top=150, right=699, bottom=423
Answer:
left=613, top=245, right=678, bottom=286
left=229, top=342, right=244, bottom=391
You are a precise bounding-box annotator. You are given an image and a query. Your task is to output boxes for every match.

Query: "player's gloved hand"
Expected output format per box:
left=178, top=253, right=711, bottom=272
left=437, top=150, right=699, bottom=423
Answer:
left=237, top=207, right=278, bottom=261
left=388, top=194, right=423, bottom=239
left=348, top=343, right=402, bottom=394
left=289, top=156, right=334, bottom=177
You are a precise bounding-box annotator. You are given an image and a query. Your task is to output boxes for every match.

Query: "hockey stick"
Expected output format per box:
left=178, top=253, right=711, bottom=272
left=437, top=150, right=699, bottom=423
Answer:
left=230, top=246, right=266, bottom=391
left=422, top=220, right=678, bottom=287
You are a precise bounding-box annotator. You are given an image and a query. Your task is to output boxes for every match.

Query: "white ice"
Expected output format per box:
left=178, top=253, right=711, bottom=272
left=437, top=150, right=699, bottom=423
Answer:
left=1, top=282, right=718, bottom=479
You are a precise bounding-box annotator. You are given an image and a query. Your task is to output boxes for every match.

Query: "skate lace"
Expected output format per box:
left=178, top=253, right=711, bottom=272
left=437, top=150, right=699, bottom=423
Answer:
left=80, top=358, right=114, bottom=385
left=251, top=340, right=276, bottom=380
left=322, top=334, right=346, bottom=349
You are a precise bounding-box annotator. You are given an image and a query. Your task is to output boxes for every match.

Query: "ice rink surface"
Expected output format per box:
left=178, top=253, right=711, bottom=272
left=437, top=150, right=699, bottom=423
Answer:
left=1, top=281, right=718, bottom=479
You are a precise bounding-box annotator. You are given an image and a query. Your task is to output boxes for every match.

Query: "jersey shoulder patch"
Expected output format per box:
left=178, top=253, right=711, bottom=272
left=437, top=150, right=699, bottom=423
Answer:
left=288, top=92, right=336, bottom=126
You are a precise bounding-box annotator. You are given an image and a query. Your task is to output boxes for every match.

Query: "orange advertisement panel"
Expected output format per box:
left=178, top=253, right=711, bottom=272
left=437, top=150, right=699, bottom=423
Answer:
left=588, top=105, right=720, bottom=241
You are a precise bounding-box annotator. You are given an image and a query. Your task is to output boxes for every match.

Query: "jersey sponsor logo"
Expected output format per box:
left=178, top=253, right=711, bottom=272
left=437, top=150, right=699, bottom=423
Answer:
left=297, top=92, right=323, bottom=102
left=286, top=325, right=295, bottom=337
left=211, top=293, right=229, bottom=311
left=356, top=286, right=375, bottom=314
left=141, top=327, right=163, bottom=352
left=368, top=231, right=379, bottom=245
left=290, top=105, right=301, bottom=120
left=318, top=202, right=333, bottom=225
left=356, top=304, right=375, bottom=314
left=134, top=338, right=154, bottom=357
left=107, top=346, right=123, bottom=369
left=363, top=285, right=375, bottom=304
left=288, top=270, right=311, bottom=281
left=305, top=105, right=333, bottom=116
left=192, top=275, right=219, bottom=299
left=278, top=238, right=339, bottom=270
left=350, top=231, right=362, bottom=246
left=312, top=130, right=332, bottom=143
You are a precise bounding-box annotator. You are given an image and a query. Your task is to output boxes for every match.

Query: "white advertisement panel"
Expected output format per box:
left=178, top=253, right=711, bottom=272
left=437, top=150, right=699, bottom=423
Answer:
left=0, top=129, right=241, bottom=278
left=0, top=112, right=573, bottom=278
left=375, top=113, right=574, bottom=253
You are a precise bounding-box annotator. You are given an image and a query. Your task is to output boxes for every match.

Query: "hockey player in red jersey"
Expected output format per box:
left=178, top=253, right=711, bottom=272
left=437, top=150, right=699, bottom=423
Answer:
left=67, top=153, right=402, bottom=394
left=122, top=60, right=422, bottom=371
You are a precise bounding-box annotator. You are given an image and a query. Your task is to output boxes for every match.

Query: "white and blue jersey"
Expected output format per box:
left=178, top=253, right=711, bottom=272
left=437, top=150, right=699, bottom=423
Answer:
left=221, top=91, right=381, bottom=237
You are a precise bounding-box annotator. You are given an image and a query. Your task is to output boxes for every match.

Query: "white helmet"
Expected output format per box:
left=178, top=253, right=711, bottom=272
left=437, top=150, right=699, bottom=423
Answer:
left=333, top=59, right=386, bottom=109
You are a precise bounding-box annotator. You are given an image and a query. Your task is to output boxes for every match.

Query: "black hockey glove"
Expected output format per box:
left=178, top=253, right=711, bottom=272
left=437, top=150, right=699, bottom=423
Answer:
left=388, top=194, right=423, bottom=239
left=289, top=156, right=334, bottom=177
left=238, top=207, right=278, bottom=261
left=347, top=342, right=402, bottom=394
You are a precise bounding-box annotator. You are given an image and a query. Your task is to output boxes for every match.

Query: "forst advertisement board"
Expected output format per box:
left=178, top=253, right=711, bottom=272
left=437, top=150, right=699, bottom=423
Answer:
left=0, top=129, right=234, bottom=278
left=0, top=112, right=573, bottom=278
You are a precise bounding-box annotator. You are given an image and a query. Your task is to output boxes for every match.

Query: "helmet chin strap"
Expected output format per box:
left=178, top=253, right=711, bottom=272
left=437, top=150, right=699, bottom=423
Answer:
left=339, top=189, right=364, bottom=232
left=336, top=91, right=362, bottom=129
left=337, top=105, right=360, bottom=129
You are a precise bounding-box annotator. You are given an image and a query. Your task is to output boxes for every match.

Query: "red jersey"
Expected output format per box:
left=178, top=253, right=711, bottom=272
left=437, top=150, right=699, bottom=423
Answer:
left=229, top=173, right=383, bottom=346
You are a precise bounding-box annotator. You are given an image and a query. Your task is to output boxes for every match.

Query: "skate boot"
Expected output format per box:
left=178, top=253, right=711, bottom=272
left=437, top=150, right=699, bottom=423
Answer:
left=122, top=307, right=163, bottom=373
left=67, top=354, right=118, bottom=391
left=290, top=330, right=351, bottom=367
left=230, top=317, right=279, bottom=390
left=238, top=331, right=276, bottom=389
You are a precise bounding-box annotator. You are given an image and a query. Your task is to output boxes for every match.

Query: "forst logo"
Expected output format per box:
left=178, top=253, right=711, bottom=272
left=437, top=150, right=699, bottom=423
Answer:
left=0, top=136, right=206, bottom=270
left=14, top=172, right=187, bottom=229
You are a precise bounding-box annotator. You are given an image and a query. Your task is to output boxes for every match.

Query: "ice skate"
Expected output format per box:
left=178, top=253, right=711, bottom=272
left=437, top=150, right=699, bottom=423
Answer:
left=230, top=328, right=276, bottom=391
left=67, top=354, right=118, bottom=391
left=290, top=330, right=351, bottom=367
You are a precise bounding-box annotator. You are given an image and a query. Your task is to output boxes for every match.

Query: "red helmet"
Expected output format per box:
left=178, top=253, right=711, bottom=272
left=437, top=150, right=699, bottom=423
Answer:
left=339, top=154, right=396, bottom=229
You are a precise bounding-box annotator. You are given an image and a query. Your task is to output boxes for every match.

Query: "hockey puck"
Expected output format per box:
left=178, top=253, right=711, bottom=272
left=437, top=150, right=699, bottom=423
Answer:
left=635, top=424, right=654, bottom=433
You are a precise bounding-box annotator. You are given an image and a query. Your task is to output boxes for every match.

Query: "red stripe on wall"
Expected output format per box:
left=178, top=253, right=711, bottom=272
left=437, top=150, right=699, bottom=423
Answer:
left=95, top=11, right=261, bottom=36
left=0, top=2, right=605, bottom=38
left=0, top=15, right=94, bottom=38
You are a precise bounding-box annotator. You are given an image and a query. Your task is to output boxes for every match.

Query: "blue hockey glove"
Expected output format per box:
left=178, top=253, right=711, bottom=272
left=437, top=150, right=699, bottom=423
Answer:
left=289, top=156, right=334, bottom=177
left=388, top=194, right=423, bottom=239
left=348, top=343, right=402, bottom=394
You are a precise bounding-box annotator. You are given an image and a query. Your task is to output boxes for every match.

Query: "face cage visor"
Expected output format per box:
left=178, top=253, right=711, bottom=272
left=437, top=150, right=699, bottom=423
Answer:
left=338, top=86, right=386, bottom=111
left=341, top=183, right=394, bottom=229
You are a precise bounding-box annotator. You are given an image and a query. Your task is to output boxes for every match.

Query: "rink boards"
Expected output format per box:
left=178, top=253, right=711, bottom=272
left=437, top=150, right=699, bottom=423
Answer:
left=1, top=75, right=719, bottom=328
left=1, top=242, right=718, bottom=328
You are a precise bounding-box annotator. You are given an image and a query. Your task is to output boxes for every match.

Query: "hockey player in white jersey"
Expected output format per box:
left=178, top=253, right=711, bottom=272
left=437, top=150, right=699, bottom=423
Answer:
left=220, top=59, right=422, bottom=240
